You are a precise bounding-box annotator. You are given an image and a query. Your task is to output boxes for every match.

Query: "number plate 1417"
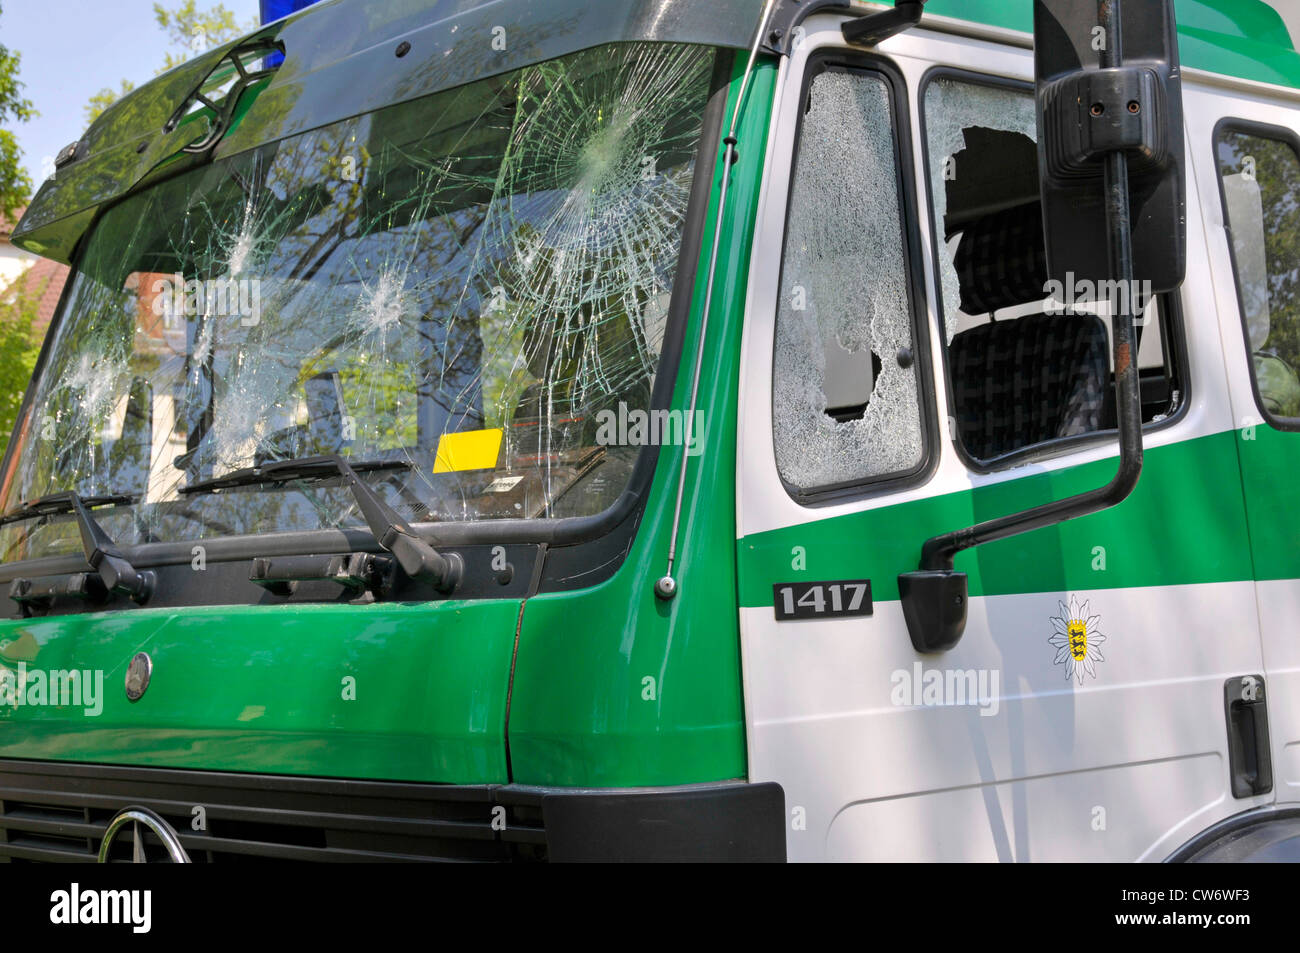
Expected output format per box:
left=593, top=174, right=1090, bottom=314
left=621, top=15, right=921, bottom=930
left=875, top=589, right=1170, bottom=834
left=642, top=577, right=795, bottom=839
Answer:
left=773, top=580, right=872, bottom=620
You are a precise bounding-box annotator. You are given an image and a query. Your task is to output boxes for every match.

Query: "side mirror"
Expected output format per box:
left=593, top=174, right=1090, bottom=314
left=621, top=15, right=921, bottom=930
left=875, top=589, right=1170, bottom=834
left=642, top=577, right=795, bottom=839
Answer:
left=1034, top=0, right=1185, bottom=293
left=898, top=0, right=1186, bottom=654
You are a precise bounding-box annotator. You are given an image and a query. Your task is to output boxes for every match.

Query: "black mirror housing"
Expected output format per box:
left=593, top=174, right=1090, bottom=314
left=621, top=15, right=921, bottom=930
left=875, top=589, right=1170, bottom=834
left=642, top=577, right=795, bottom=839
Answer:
left=898, top=570, right=968, bottom=654
left=1034, top=0, right=1186, bottom=293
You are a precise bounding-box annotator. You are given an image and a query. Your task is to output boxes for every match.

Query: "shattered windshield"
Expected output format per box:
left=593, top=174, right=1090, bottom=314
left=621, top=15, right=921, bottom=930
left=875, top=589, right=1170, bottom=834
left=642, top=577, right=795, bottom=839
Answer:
left=0, top=42, right=716, bottom=564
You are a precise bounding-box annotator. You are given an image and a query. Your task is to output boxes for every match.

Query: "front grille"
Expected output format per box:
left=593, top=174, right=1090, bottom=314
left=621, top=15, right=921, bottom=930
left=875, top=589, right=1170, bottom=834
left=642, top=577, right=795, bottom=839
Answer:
left=0, top=760, right=548, bottom=862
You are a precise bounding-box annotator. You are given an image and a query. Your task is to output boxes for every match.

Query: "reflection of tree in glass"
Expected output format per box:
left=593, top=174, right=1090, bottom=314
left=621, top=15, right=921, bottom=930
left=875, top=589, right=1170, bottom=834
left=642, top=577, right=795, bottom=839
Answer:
left=1221, top=134, right=1300, bottom=369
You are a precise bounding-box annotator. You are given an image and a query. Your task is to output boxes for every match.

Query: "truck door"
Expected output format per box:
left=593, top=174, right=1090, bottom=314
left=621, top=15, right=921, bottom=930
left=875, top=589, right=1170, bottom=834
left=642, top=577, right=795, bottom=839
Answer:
left=1190, top=80, right=1300, bottom=808
left=735, top=15, right=1270, bottom=861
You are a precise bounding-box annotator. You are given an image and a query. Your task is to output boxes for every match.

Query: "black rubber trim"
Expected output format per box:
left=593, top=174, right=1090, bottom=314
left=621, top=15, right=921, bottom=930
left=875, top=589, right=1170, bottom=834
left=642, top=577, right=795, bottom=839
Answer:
left=1164, top=804, right=1300, bottom=862
left=499, top=780, right=787, bottom=862
left=1212, top=117, right=1300, bottom=434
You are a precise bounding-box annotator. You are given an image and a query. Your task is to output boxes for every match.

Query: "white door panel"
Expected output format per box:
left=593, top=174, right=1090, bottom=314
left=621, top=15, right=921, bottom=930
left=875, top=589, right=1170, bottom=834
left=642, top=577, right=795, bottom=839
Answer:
left=1187, top=81, right=1300, bottom=807
left=826, top=756, right=1225, bottom=862
left=1256, top=579, right=1300, bottom=799
left=745, top=583, right=1263, bottom=861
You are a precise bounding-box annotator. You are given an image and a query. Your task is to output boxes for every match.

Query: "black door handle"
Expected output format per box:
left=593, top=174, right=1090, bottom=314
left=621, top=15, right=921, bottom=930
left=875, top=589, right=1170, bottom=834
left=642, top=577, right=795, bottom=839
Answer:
left=1224, top=674, right=1273, bottom=798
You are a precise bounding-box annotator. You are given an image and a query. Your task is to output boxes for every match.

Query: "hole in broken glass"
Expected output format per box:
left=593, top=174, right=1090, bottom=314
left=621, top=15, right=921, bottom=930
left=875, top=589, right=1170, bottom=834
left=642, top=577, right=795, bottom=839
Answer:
left=824, top=350, right=881, bottom=423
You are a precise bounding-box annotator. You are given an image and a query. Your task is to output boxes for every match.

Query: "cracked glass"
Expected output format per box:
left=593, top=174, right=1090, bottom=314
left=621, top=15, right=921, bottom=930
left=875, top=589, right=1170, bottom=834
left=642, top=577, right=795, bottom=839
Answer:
left=0, top=42, right=717, bottom=563
left=772, top=66, right=924, bottom=492
left=923, top=78, right=1037, bottom=345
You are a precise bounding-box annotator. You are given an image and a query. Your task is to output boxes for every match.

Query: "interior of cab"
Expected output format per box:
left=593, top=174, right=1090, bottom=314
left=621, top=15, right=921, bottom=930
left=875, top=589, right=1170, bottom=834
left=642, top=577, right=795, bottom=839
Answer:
left=940, top=125, right=1184, bottom=465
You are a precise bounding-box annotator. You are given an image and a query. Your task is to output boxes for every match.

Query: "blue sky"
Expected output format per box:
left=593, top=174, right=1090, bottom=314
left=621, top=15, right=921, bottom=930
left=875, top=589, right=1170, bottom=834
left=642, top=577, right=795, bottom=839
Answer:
left=3, top=0, right=262, bottom=189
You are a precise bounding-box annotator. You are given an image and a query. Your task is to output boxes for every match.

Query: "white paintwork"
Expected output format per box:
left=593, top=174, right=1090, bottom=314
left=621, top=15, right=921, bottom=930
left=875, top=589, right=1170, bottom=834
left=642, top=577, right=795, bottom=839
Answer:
left=736, top=16, right=1287, bottom=861
left=1257, top=580, right=1300, bottom=799
left=744, top=582, right=1264, bottom=861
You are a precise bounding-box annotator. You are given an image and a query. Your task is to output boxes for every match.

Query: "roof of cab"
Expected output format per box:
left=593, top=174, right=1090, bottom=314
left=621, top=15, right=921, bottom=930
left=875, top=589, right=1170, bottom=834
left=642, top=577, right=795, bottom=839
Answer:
left=13, top=0, right=1300, bottom=261
left=12, top=0, right=760, bottom=259
left=925, top=0, right=1300, bottom=89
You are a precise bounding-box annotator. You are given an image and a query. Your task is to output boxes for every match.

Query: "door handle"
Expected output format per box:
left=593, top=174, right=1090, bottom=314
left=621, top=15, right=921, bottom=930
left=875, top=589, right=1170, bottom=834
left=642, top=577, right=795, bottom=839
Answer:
left=1224, top=674, right=1273, bottom=798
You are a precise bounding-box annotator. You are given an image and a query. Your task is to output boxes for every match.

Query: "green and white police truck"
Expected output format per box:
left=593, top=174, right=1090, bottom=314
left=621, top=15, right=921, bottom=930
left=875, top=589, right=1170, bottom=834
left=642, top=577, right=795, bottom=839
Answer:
left=0, top=0, right=1298, bottom=861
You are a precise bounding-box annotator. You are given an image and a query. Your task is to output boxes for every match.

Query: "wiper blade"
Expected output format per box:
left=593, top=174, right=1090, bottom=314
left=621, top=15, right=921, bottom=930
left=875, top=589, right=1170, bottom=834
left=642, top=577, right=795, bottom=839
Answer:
left=0, top=492, right=136, bottom=527
left=186, top=455, right=461, bottom=593
left=0, top=492, right=153, bottom=604
left=178, top=458, right=410, bottom=495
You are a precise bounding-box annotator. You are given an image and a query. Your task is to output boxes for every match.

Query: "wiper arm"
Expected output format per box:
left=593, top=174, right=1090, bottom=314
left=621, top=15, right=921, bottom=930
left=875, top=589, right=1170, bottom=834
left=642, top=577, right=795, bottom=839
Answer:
left=271, top=456, right=462, bottom=593
left=183, top=455, right=462, bottom=592
left=0, top=492, right=153, bottom=604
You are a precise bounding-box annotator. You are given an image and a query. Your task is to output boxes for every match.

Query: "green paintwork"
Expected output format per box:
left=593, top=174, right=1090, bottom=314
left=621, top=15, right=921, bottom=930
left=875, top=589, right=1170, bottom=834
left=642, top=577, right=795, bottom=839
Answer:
left=503, top=58, right=778, bottom=787
left=0, top=599, right=521, bottom=783
left=739, top=428, right=1268, bottom=607
left=927, top=0, right=1300, bottom=89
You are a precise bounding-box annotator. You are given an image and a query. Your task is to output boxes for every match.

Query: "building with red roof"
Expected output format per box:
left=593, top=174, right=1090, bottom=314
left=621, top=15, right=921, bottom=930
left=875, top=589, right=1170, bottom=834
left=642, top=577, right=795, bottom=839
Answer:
left=0, top=207, right=69, bottom=342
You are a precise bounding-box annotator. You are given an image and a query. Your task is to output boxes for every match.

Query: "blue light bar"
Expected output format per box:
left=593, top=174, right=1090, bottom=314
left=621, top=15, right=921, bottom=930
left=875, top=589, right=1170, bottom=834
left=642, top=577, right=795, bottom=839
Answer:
left=260, top=0, right=322, bottom=25
left=259, top=0, right=322, bottom=67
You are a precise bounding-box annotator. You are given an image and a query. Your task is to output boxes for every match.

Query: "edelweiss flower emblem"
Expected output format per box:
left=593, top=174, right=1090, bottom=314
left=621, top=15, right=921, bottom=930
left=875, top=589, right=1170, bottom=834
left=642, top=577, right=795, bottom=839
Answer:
left=1048, top=596, right=1106, bottom=683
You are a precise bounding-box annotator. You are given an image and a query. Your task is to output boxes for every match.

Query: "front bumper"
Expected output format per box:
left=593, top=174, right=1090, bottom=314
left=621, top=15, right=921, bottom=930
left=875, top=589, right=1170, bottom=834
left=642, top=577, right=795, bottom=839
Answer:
left=0, top=759, right=785, bottom=862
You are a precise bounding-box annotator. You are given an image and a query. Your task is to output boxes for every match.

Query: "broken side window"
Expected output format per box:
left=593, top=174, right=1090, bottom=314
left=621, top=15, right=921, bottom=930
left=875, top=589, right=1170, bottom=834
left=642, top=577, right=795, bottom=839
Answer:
left=771, top=63, right=926, bottom=495
left=923, top=76, right=1185, bottom=466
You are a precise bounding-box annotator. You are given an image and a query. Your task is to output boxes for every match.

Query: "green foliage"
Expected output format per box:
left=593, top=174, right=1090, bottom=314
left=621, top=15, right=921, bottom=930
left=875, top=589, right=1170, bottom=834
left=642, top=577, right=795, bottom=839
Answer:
left=154, top=0, right=255, bottom=73
left=85, top=1, right=257, bottom=122
left=0, top=274, right=42, bottom=457
left=0, top=1, right=36, bottom=221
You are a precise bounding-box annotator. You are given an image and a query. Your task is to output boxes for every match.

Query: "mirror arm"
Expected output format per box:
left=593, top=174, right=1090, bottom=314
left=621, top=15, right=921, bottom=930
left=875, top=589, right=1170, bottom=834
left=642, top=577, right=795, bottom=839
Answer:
left=921, top=145, right=1145, bottom=573
left=900, top=0, right=1147, bottom=653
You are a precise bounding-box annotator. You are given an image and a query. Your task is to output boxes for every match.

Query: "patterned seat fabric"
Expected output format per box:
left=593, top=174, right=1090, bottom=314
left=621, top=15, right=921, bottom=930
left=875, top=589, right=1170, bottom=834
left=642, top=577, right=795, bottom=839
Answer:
left=950, top=312, right=1109, bottom=461
left=953, top=203, right=1049, bottom=315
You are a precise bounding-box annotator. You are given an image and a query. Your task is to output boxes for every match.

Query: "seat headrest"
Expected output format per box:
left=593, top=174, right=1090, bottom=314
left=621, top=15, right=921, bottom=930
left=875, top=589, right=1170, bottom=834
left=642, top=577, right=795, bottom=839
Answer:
left=953, top=203, right=1049, bottom=315
left=949, top=312, right=1109, bottom=461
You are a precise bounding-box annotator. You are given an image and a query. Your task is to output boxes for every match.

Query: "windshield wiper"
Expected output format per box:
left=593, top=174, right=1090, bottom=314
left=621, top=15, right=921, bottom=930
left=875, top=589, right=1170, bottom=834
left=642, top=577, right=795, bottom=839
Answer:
left=181, top=455, right=462, bottom=592
left=0, top=492, right=136, bottom=527
left=0, top=492, right=153, bottom=604
left=177, top=458, right=410, bottom=494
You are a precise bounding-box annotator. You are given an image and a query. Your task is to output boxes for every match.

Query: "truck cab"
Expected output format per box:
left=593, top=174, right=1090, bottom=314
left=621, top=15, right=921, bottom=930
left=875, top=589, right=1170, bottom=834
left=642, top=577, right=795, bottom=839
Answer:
left=1, top=0, right=1298, bottom=862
